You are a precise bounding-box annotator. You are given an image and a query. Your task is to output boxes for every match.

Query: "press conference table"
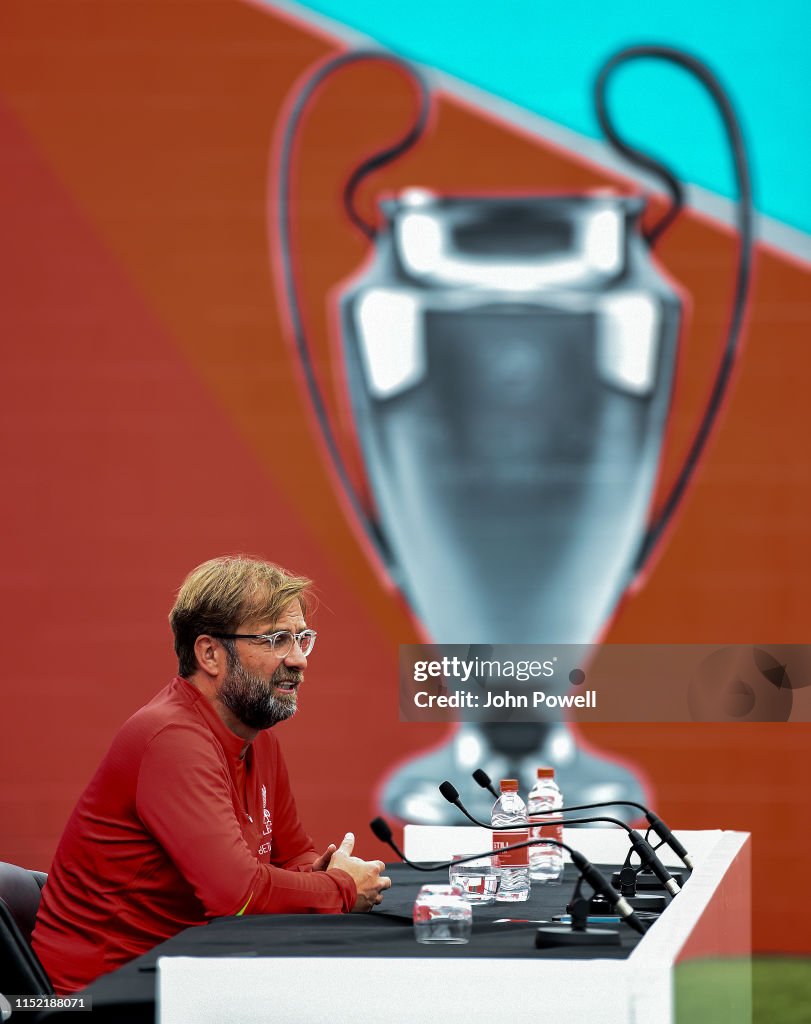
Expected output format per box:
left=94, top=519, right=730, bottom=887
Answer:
left=37, top=827, right=751, bottom=1024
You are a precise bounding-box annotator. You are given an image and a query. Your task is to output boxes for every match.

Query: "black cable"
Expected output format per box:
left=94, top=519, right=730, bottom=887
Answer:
left=595, top=45, right=754, bottom=575
left=369, top=817, right=647, bottom=933
left=439, top=782, right=680, bottom=894
left=470, top=770, right=694, bottom=869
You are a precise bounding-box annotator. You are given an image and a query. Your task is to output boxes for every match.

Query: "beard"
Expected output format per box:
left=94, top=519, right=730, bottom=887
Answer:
left=217, top=656, right=301, bottom=731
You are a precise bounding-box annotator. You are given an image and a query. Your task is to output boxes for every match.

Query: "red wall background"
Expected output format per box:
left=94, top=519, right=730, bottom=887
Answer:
left=1, top=0, right=809, bottom=954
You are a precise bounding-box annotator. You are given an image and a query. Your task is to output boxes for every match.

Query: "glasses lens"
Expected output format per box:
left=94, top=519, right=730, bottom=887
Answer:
left=267, top=631, right=316, bottom=657
left=269, top=631, right=294, bottom=657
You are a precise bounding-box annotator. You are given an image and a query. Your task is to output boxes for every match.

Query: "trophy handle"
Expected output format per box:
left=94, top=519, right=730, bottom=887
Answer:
left=595, top=45, right=755, bottom=578
left=275, top=51, right=431, bottom=571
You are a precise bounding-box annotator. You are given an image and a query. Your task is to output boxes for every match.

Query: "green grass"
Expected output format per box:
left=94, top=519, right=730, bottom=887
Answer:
left=675, top=956, right=811, bottom=1024
left=753, top=958, right=811, bottom=1024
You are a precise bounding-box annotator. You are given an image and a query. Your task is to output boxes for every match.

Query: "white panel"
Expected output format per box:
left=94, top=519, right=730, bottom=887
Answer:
left=404, top=825, right=725, bottom=868
left=158, top=955, right=630, bottom=1024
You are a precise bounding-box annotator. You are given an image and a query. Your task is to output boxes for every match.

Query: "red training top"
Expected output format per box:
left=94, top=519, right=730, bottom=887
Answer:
left=32, top=677, right=356, bottom=992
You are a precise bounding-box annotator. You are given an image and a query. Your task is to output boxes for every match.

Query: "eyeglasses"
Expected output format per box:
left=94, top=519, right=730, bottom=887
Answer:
left=210, top=630, right=317, bottom=658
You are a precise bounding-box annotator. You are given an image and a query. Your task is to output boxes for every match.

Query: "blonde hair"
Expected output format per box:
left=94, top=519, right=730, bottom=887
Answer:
left=169, top=556, right=312, bottom=676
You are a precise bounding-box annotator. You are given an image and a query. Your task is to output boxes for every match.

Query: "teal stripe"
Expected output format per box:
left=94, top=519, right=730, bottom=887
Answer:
left=274, top=0, right=811, bottom=235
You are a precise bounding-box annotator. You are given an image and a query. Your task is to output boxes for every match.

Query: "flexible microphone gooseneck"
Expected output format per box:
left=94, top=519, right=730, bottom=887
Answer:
left=369, top=817, right=647, bottom=936
left=370, top=816, right=488, bottom=872
left=471, top=769, right=693, bottom=870
left=441, top=782, right=680, bottom=897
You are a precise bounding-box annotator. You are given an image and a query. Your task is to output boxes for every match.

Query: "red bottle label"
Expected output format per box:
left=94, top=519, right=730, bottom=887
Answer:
left=493, top=829, right=529, bottom=867
left=529, top=816, right=563, bottom=844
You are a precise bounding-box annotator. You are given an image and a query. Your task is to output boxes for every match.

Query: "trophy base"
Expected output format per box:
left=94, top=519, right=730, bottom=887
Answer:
left=381, top=723, right=647, bottom=825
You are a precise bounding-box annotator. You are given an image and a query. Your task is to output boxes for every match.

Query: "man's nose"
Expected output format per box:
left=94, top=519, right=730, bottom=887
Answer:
left=284, top=640, right=307, bottom=672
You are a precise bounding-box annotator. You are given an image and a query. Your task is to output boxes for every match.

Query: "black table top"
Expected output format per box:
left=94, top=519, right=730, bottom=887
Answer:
left=37, top=862, right=650, bottom=1023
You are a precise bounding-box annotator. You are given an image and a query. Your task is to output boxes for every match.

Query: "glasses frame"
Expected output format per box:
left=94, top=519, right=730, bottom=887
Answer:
left=210, top=630, right=317, bottom=658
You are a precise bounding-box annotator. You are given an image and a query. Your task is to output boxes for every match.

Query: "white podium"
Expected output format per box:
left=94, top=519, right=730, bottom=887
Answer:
left=158, top=827, right=751, bottom=1024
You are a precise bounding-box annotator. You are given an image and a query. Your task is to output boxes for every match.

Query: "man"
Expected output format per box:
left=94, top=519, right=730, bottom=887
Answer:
left=32, top=556, right=391, bottom=993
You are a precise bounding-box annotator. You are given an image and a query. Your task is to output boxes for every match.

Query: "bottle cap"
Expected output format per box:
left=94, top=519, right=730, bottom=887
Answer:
left=499, top=779, right=519, bottom=792
left=536, top=767, right=555, bottom=778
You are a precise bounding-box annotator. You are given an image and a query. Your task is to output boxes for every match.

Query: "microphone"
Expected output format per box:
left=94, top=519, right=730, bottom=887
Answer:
left=472, top=768, right=500, bottom=799
left=439, top=782, right=681, bottom=897
left=644, top=810, right=694, bottom=871
left=369, top=816, right=647, bottom=936
left=370, top=816, right=449, bottom=872
left=472, top=775, right=693, bottom=871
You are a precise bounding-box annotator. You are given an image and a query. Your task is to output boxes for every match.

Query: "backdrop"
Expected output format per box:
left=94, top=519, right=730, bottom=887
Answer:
left=1, top=0, right=809, bottom=957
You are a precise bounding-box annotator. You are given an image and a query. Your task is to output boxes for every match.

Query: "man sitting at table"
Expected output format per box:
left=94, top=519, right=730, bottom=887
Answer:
left=32, top=556, right=391, bottom=993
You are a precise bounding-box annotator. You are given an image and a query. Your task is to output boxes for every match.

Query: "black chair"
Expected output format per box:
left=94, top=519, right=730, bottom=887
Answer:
left=0, top=862, right=53, bottom=995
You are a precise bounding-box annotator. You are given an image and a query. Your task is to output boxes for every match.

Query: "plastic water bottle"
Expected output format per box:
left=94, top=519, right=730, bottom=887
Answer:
left=491, top=779, right=530, bottom=902
left=527, top=767, right=564, bottom=883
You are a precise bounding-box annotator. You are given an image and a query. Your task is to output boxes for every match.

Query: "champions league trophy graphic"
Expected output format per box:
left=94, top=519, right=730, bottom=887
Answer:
left=275, top=46, right=753, bottom=823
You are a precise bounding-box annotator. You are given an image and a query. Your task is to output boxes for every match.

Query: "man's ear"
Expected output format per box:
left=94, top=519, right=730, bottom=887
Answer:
left=193, top=634, right=227, bottom=679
